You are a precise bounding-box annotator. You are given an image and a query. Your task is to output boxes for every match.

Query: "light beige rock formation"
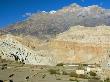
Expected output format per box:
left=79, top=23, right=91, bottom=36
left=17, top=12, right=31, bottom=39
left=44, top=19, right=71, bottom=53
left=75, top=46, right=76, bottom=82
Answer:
left=0, top=26, right=110, bottom=67
left=49, top=26, right=110, bottom=66
left=0, top=34, right=56, bottom=65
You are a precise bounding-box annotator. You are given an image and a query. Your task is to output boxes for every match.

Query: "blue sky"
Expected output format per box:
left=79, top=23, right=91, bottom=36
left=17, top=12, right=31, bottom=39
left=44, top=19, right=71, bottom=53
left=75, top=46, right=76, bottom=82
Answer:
left=0, top=0, right=110, bottom=28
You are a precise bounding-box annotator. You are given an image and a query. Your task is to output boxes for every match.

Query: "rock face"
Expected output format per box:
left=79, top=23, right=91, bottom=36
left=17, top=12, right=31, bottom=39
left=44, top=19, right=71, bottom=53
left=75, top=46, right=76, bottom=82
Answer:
left=0, top=34, right=56, bottom=65
left=1, top=4, right=110, bottom=68
left=50, top=26, right=110, bottom=68
left=1, top=26, right=110, bottom=67
left=50, top=26, right=110, bottom=65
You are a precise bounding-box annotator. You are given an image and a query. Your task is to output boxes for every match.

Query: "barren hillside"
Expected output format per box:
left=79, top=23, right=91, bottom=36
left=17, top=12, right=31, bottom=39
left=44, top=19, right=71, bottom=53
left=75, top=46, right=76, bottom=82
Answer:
left=0, top=26, right=110, bottom=66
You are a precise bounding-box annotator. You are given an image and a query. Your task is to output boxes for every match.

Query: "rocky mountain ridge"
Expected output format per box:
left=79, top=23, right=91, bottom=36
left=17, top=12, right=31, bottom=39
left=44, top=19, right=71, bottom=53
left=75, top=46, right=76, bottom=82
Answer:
left=2, top=4, right=110, bottom=39
left=1, top=4, right=110, bottom=66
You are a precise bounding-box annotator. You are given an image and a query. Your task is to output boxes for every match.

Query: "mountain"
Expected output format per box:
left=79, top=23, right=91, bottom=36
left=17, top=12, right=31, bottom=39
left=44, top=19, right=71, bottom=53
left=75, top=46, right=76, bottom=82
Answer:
left=0, top=34, right=56, bottom=65
left=0, top=26, right=110, bottom=67
left=50, top=25, right=110, bottom=65
left=1, top=4, right=110, bottom=66
left=2, top=4, right=110, bottom=39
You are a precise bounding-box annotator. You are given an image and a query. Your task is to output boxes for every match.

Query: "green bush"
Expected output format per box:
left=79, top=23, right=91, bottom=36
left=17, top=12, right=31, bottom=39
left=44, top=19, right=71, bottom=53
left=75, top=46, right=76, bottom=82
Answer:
left=104, top=77, right=110, bottom=82
left=77, top=64, right=84, bottom=70
left=83, top=64, right=88, bottom=66
left=69, top=78, right=75, bottom=81
left=69, top=78, right=79, bottom=82
left=69, top=72, right=78, bottom=77
left=89, top=71, right=97, bottom=77
left=48, top=69, right=60, bottom=74
left=1, top=64, right=7, bottom=70
left=78, top=74, right=88, bottom=79
left=56, top=78, right=61, bottom=80
left=56, top=63, right=64, bottom=66
left=62, top=71, right=68, bottom=75
left=92, top=76, right=100, bottom=80
left=1, top=59, right=6, bottom=63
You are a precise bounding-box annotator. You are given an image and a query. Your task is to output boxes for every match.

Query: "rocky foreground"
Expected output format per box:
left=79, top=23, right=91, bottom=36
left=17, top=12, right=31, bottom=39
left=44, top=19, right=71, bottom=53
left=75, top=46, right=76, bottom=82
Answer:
left=1, top=59, right=110, bottom=82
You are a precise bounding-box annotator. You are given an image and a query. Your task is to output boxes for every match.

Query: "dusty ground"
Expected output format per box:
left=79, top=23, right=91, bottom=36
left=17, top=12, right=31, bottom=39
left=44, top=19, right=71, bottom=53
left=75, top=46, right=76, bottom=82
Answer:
left=0, top=60, right=103, bottom=82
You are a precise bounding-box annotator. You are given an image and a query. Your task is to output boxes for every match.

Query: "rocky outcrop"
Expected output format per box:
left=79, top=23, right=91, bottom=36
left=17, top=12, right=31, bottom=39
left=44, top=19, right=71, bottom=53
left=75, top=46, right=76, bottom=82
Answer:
left=49, top=26, right=110, bottom=66
left=0, top=34, right=56, bottom=65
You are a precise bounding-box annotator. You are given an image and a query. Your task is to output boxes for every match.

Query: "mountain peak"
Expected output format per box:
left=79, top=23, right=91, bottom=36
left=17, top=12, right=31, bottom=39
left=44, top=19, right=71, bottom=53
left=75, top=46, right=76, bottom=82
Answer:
left=3, top=4, right=110, bottom=40
left=69, top=3, right=81, bottom=8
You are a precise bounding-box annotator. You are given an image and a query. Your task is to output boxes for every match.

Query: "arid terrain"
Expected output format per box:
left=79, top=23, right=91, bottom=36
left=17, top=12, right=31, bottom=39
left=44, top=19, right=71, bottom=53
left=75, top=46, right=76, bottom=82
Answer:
left=1, top=26, right=110, bottom=65
left=0, top=59, right=109, bottom=82
left=1, top=26, right=110, bottom=82
left=1, top=4, right=110, bottom=82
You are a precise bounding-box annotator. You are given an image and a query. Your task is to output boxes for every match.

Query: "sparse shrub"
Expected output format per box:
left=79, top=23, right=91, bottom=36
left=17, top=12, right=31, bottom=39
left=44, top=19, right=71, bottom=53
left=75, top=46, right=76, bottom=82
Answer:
left=83, top=64, right=88, bottom=66
left=1, top=64, right=7, bottom=70
left=9, top=74, right=14, bottom=78
left=56, top=78, right=61, bottom=80
left=56, top=63, right=64, bottom=66
left=69, top=78, right=79, bottom=82
left=1, top=59, right=6, bottom=63
left=26, top=76, right=29, bottom=81
left=48, top=69, right=60, bottom=74
left=88, top=79, right=103, bottom=82
left=77, top=64, right=84, bottom=70
left=15, top=56, right=19, bottom=61
left=42, top=74, right=46, bottom=79
left=9, top=80, right=13, bottom=82
left=69, top=72, right=78, bottom=77
left=69, top=78, right=75, bottom=81
left=104, top=77, right=110, bottom=82
left=62, top=71, right=68, bottom=75
left=92, top=77, right=100, bottom=80
left=78, top=74, right=88, bottom=79
left=89, top=71, right=97, bottom=77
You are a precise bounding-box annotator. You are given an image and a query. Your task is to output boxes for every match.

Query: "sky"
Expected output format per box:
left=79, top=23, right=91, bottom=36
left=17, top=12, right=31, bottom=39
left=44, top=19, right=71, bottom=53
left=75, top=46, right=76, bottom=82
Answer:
left=0, top=0, right=110, bottom=28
